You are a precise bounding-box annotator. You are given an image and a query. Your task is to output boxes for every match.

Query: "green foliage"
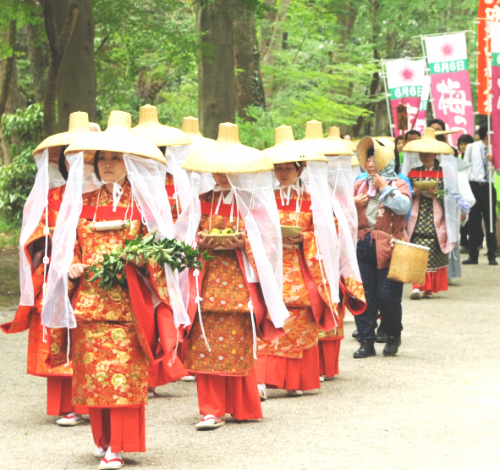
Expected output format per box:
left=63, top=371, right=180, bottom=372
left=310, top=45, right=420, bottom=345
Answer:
left=86, top=231, right=209, bottom=290
left=0, top=104, right=43, bottom=223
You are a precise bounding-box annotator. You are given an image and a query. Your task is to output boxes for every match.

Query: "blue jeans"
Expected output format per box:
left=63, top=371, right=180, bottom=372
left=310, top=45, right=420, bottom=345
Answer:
left=354, top=233, right=404, bottom=342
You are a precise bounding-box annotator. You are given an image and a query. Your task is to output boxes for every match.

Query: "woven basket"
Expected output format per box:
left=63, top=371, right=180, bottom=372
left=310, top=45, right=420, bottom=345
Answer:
left=413, top=180, right=438, bottom=191
left=280, top=225, right=301, bottom=238
left=388, top=240, right=430, bottom=284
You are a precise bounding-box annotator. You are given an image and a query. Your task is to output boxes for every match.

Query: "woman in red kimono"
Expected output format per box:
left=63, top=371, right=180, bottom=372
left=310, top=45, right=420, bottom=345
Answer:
left=178, top=123, right=288, bottom=430
left=255, top=125, right=342, bottom=398
left=43, top=111, right=186, bottom=469
left=2, top=112, right=92, bottom=425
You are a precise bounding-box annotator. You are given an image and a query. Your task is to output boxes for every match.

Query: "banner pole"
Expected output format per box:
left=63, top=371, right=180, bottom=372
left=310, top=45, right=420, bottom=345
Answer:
left=419, top=35, right=436, bottom=117
left=380, top=60, right=395, bottom=137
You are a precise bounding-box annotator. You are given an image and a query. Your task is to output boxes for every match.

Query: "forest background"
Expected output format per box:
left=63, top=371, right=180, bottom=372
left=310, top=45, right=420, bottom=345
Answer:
left=0, top=0, right=477, bottom=236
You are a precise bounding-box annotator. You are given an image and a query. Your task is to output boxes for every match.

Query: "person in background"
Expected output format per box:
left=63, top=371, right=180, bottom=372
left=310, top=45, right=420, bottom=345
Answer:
left=395, top=136, right=404, bottom=173
left=353, top=138, right=411, bottom=358
left=462, top=123, right=498, bottom=265
left=457, top=134, right=475, bottom=253
left=429, top=119, right=459, bottom=157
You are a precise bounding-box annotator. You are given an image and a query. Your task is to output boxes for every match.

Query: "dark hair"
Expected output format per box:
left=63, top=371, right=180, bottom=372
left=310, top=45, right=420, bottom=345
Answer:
left=93, top=150, right=101, bottom=180
left=395, top=135, right=404, bottom=144
left=406, top=129, right=421, bottom=138
left=478, top=123, right=488, bottom=141
left=158, top=146, right=167, bottom=155
left=428, top=118, right=446, bottom=131
left=457, top=134, right=474, bottom=146
left=366, top=147, right=374, bottom=158
left=58, top=145, right=69, bottom=181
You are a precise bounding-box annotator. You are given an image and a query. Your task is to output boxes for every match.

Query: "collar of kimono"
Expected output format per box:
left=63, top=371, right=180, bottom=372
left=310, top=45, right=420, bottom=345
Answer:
left=200, top=188, right=239, bottom=218
left=275, top=184, right=311, bottom=212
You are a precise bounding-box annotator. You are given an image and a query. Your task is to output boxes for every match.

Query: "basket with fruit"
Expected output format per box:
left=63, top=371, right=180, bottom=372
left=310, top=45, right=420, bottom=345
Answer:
left=205, top=228, right=243, bottom=242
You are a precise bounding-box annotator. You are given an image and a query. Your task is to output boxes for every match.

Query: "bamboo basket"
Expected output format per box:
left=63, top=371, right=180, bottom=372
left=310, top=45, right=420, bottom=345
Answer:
left=205, top=231, right=242, bottom=242
left=388, top=240, right=430, bottom=285
left=280, top=225, right=302, bottom=238
left=413, top=180, right=437, bottom=191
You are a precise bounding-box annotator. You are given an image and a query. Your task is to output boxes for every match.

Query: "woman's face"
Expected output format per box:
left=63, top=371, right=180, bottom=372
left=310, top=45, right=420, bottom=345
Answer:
left=366, top=156, right=377, bottom=177
left=396, top=139, right=404, bottom=152
left=97, top=151, right=126, bottom=183
left=213, top=173, right=231, bottom=189
left=459, top=141, right=470, bottom=154
left=419, top=152, right=436, bottom=166
left=274, top=162, right=302, bottom=186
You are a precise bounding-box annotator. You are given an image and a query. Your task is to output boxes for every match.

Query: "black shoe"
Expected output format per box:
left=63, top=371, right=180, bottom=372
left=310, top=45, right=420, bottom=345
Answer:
left=489, top=259, right=498, bottom=266
left=462, top=258, right=478, bottom=265
left=375, top=325, right=388, bottom=343
left=352, top=329, right=359, bottom=339
left=383, top=335, right=402, bottom=357
left=353, top=340, right=376, bottom=359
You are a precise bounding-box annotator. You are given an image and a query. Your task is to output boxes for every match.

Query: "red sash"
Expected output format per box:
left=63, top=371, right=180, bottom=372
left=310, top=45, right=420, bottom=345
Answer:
left=408, top=170, right=443, bottom=179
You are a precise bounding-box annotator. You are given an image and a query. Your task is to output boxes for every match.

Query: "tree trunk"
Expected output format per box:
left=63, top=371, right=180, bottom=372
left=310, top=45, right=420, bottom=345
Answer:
left=232, top=1, right=265, bottom=120
left=42, top=0, right=79, bottom=137
left=27, top=4, right=48, bottom=104
left=0, top=20, right=17, bottom=119
left=261, top=0, right=291, bottom=66
left=56, top=0, right=96, bottom=132
left=197, top=0, right=235, bottom=139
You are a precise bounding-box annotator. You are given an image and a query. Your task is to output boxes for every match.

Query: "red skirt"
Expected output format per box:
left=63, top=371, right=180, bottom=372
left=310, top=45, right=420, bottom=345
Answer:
left=47, top=376, right=87, bottom=416
left=148, top=353, right=187, bottom=388
left=255, top=345, right=320, bottom=391
left=318, top=339, right=341, bottom=378
left=88, top=406, right=146, bottom=453
left=413, top=266, right=448, bottom=293
left=195, top=369, right=262, bottom=421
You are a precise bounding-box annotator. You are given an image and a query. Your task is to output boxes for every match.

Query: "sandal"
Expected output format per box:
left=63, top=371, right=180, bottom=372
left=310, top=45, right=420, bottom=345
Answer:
left=195, top=414, right=225, bottom=430
left=56, top=412, right=84, bottom=426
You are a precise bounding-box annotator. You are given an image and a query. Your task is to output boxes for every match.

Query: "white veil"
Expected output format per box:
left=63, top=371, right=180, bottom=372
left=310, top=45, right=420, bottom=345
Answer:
left=41, top=151, right=84, bottom=328
left=307, top=161, right=340, bottom=306
left=227, top=171, right=289, bottom=328
left=19, top=150, right=51, bottom=306
left=123, top=154, right=191, bottom=327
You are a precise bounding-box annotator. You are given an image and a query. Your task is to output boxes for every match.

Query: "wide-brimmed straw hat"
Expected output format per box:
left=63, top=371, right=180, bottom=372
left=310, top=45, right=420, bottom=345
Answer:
left=300, top=120, right=354, bottom=156
left=182, top=116, right=215, bottom=152
left=131, top=105, right=191, bottom=147
left=34, top=111, right=91, bottom=162
left=402, top=128, right=454, bottom=154
left=66, top=110, right=165, bottom=163
left=357, top=137, right=395, bottom=171
left=326, top=126, right=359, bottom=166
left=182, top=122, right=272, bottom=173
left=435, top=129, right=461, bottom=136
left=263, top=125, right=327, bottom=164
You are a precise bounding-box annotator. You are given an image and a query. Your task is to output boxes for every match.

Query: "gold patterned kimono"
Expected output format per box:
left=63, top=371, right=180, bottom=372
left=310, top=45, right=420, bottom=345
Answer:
left=184, top=190, right=256, bottom=376
left=258, top=189, right=339, bottom=358
left=71, top=183, right=149, bottom=407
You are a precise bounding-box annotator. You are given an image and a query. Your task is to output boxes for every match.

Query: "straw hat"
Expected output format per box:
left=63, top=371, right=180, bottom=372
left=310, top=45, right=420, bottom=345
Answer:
left=326, top=126, right=357, bottom=151
left=435, top=128, right=461, bottom=136
left=300, top=120, right=354, bottom=156
left=66, top=110, right=165, bottom=163
left=131, top=105, right=191, bottom=147
left=263, top=125, right=327, bottom=164
left=182, top=122, right=273, bottom=173
left=357, top=137, right=395, bottom=171
left=402, top=128, right=454, bottom=154
left=181, top=116, right=215, bottom=152
left=34, top=111, right=91, bottom=162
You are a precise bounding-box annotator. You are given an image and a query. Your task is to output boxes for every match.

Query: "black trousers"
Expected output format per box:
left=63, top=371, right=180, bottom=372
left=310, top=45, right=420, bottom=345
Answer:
left=468, top=182, right=497, bottom=261
left=354, top=234, right=403, bottom=342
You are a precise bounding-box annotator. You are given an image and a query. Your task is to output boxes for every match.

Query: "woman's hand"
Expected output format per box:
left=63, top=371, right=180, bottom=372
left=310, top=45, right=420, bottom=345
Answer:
left=69, top=263, right=87, bottom=280
left=197, top=231, right=216, bottom=251
left=461, top=212, right=467, bottom=222
left=412, top=187, right=421, bottom=197
left=354, top=194, right=369, bottom=208
left=283, top=232, right=304, bottom=244
left=427, top=187, right=436, bottom=196
left=372, top=174, right=387, bottom=190
left=222, top=234, right=246, bottom=250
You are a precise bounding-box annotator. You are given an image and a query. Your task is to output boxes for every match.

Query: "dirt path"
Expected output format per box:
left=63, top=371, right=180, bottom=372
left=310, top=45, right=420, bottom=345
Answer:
left=0, top=254, right=499, bottom=470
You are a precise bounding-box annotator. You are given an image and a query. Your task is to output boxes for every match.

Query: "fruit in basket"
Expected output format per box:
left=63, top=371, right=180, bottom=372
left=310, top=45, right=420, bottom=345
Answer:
left=210, top=228, right=221, bottom=234
left=222, top=228, right=234, bottom=234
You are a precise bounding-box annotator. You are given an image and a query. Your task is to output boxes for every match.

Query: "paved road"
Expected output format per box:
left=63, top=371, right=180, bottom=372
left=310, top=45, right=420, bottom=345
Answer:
left=1, top=255, right=499, bottom=470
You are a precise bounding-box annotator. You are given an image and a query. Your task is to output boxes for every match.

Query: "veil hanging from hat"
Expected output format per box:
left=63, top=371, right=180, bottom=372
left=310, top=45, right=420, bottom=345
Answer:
left=123, top=153, right=191, bottom=327
left=307, top=161, right=340, bottom=310
left=227, top=171, right=289, bottom=328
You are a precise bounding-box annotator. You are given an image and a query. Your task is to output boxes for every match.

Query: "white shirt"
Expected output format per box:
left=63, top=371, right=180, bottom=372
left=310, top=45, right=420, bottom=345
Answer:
left=463, top=141, right=488, bottom=183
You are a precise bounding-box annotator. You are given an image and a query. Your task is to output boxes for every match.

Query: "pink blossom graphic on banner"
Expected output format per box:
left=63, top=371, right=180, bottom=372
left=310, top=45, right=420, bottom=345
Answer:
left=385, top=59, right=426, bottom=136
left=424, top=33, right=474, bottom=147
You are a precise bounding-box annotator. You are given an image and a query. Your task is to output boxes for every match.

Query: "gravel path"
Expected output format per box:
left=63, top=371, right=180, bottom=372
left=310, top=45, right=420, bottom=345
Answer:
left=1, top=254, right=499, bottom=470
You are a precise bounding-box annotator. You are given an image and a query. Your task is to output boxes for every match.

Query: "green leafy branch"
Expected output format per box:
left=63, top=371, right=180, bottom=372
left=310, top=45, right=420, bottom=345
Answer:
left=85, top=231, right=211, bottom=290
